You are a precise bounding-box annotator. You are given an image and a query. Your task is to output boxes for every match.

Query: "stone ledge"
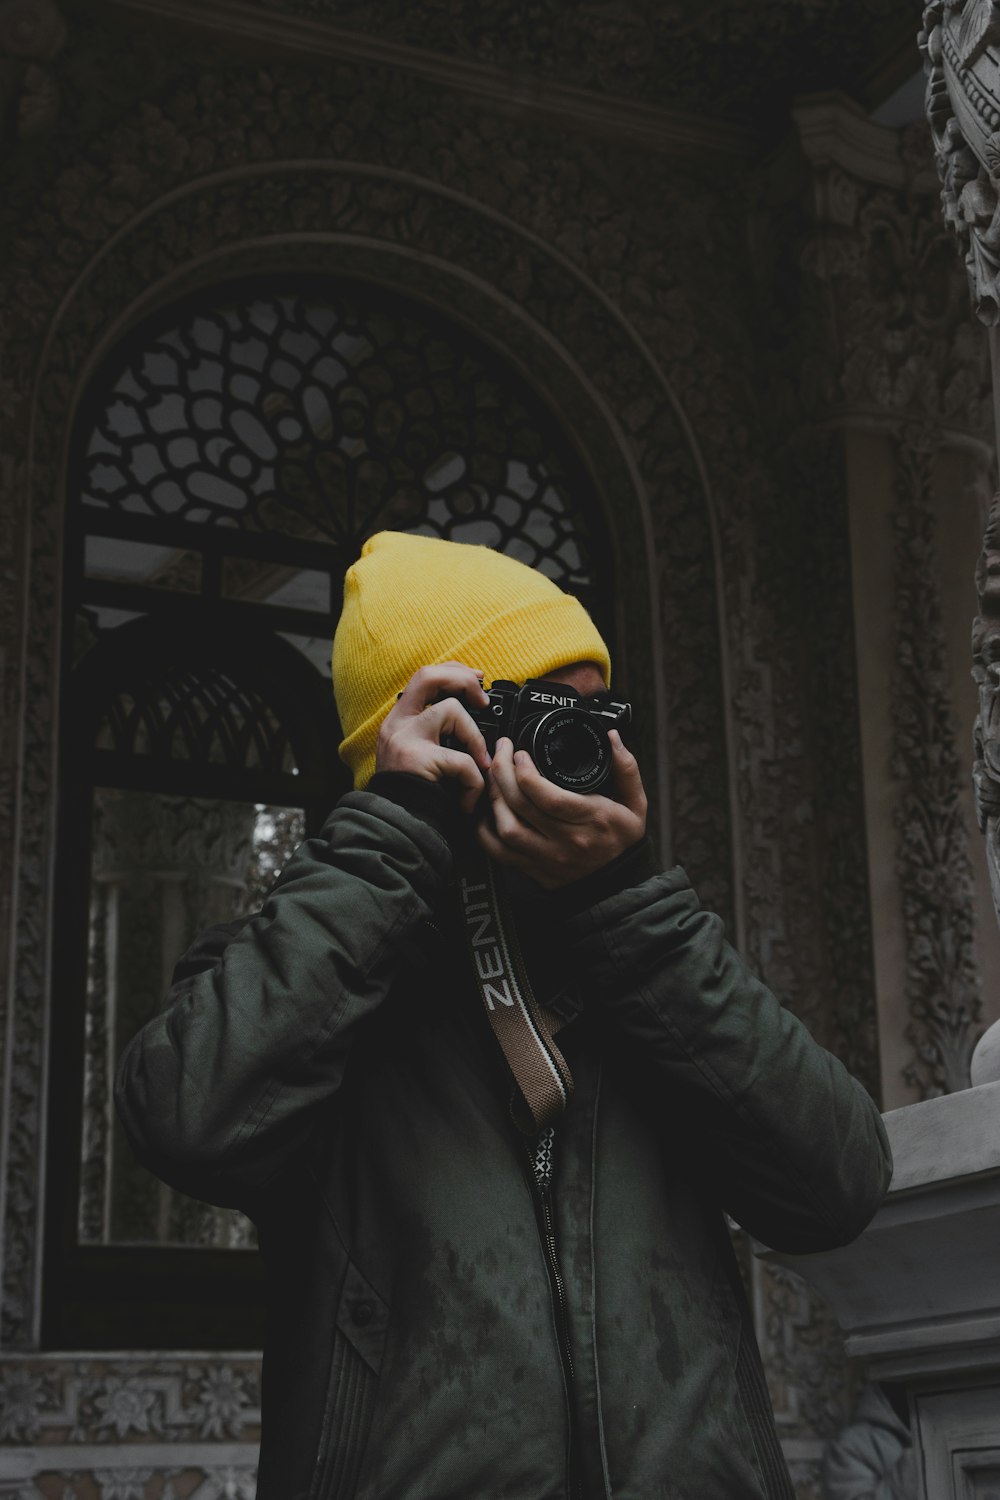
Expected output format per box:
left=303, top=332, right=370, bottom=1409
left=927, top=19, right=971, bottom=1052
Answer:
left=756, top=1083, right=1000, bottom=1380
left=883, top=1079, right=1000, bottom=1192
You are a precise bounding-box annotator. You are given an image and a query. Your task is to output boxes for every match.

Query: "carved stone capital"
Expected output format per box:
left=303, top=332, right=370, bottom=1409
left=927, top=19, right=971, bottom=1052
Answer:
left=790, top=95, right=993, bottom=439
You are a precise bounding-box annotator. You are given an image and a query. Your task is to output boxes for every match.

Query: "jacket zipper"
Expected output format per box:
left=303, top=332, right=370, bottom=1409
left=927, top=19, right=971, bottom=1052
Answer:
left=537, top=1177, right=576, bottom=1386
left=526, top=1143, right=583, bottom=1500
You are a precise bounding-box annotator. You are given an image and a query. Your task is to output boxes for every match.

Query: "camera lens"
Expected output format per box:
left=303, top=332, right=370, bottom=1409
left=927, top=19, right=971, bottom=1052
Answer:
left=525, top=710, right=610, bottom=793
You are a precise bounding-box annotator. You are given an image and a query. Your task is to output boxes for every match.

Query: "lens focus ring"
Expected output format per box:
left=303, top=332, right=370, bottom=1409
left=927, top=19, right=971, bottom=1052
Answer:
left=524, top=709, right=610, bottom=793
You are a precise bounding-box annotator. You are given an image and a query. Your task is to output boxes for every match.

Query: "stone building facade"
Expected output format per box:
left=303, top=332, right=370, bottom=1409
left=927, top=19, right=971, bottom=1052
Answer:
left=0, top=1, right=996, bottom=1496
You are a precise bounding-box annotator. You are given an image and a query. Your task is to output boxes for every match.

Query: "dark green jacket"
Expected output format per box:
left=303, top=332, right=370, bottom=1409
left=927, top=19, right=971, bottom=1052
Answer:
left=115, top=786, right=892, bottom=1500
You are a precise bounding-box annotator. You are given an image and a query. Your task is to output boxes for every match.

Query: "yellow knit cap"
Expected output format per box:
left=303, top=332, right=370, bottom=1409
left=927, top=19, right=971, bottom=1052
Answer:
left=333, top=531, right=611, bottom=789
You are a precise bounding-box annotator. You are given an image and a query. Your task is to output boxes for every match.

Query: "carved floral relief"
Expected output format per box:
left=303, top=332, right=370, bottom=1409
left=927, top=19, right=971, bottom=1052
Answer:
left=0, top=15, right=960, bottom=1494
left=210, top=0, right=916, bottom=118
left=921, top=0, right=1000, bottom=323
left=973, top=490, right=1000, bottom=920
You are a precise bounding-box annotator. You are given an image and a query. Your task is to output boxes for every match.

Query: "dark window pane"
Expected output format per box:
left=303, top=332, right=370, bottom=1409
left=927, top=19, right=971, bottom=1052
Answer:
left=79, top=792, right=305, bottom=1249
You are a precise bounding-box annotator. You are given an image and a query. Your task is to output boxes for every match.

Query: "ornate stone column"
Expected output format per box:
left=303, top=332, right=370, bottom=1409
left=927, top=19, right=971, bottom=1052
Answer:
left=751, top=22, right=1000, bottom=1499
left=787, top=92, right=998, bottom=1108
left=923, top=0, right=1000, bottom=1064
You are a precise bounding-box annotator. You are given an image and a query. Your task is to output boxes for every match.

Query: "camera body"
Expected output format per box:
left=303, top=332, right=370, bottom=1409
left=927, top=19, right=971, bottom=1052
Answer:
left=469, top=678, right=632, bottom=794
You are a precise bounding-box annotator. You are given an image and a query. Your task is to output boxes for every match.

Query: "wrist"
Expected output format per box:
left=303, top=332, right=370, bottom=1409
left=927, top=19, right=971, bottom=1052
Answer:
left=367, top=772, right=463, bottom=843
left=538, top=836, right=656, bottom=918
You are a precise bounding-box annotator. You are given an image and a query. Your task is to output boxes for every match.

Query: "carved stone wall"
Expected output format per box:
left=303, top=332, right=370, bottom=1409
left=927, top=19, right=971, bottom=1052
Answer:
left=0, top=1354, right=260, bottom=1497
left=784, top=103, right=996, bottom=1108
left=733, top=99, right=997, bottom=1496
left=890, top=432, right=986, bottom=1096
left=0, top=7, right=934, bottom=1498
left=0, top=28, right=741, bottom=1356
left=153, top=0, right=916, bottom=118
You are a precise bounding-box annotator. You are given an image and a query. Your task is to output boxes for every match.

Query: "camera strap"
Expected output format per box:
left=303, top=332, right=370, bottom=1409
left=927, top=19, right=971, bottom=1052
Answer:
left=456, top=846, right=574, bottom=1134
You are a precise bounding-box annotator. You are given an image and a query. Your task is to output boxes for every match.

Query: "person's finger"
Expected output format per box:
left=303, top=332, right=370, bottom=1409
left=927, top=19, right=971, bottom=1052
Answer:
left=508, top=748, right=593, bottom=824
left=431, top=746, right=489, bottom=813
left=608, top=731, right=648, bottom=821
left=421, top=698, right=492, bottom=774
left=475, top=816, right=541, bottom=874
left=486, top=761, right=544, bottom=847
left=395, top=662, right=488, bottom=717
left=489, top=738, right=561, bottom=830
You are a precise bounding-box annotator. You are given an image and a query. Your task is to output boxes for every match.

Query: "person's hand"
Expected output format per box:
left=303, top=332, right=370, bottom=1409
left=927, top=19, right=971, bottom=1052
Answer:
left=375, top=663, right=493, bottom=814
left=476, top=732, right=647, bottom=889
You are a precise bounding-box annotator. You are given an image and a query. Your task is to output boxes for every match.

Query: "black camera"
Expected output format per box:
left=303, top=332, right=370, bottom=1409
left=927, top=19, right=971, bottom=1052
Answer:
left=469, top=678, right=632, bottom=794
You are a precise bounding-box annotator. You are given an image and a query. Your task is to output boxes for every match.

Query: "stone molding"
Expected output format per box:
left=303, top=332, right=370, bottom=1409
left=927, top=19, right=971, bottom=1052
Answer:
left=758, top=1081, right=1000, bottom=1377
left=98, top=0, right=919, bottom=122
left=0, top=1352, right=261, bottom=1495
left=0, top=1354, right=261, bottom=1446
left=793, top=97, right=992, bottom=438
left=793, top=91, right=939, bottom=195
left=100, top=0, right=764, bottom=161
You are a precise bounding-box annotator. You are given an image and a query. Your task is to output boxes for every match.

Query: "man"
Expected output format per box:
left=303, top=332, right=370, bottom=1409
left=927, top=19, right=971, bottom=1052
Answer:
left=116, top=529, right=892, bottom=1500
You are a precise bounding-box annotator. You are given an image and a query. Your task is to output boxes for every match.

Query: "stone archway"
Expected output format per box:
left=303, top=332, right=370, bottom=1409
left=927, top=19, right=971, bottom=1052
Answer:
left=1, top=80, right=732, bottom=1365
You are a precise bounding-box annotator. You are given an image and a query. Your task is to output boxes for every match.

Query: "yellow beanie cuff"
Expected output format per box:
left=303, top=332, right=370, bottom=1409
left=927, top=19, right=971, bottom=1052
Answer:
left=333, top=532, right=610, bottom=791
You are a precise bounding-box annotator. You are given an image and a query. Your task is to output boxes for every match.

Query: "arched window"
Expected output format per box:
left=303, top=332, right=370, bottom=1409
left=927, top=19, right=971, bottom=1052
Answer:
left=48, top=277, right=612, bottom=1348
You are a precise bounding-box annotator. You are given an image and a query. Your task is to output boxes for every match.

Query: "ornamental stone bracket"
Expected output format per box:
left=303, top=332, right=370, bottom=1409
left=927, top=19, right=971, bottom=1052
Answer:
left=921, top=0, right=1000, bottom=324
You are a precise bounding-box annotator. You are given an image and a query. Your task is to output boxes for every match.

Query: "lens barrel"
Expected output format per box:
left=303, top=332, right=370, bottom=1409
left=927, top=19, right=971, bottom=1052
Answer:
left=523, top=709, right=611, bottom=793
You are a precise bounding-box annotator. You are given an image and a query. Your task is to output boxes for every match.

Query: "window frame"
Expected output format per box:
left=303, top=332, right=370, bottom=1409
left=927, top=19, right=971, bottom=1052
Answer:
left=44, top=274, right=615, bottom=1350
left=44, top=618, right=341, bottom=1349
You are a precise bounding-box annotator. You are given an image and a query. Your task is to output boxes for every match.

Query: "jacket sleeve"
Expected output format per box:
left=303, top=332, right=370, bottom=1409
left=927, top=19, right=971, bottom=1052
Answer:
left=114, top=790, right=453, bottom=1210
left=563, top=866, right=892, bottom=1254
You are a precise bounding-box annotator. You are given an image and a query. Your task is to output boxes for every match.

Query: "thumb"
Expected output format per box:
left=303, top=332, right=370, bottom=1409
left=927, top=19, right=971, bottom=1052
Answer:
left=609, top=731, right=647, bottom=821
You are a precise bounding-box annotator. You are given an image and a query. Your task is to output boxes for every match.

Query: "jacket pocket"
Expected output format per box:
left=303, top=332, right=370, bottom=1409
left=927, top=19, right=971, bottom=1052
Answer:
left=310, top=1261, right=389, bottom=1500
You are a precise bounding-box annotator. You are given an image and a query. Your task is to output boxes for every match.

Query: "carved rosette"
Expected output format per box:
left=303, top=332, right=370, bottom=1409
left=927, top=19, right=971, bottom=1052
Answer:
left=0, top=1353, right=260, bottom=1491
